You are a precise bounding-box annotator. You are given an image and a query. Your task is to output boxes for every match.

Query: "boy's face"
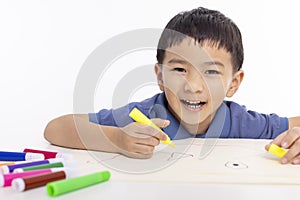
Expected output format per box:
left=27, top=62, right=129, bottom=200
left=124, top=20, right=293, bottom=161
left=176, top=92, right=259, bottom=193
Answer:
left=155, top=37, right=244, bottom=134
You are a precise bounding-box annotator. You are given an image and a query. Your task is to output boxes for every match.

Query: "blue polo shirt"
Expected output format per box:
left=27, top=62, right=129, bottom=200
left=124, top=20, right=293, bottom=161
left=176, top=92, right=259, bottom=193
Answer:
left=89, top=93, right=288, bottom=139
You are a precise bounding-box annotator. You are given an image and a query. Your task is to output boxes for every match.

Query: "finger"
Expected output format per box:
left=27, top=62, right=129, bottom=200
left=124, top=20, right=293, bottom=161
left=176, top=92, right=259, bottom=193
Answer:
left=281, top=139, right=300, bottom=164
left=134, top=143, right=155, bottom=155
left=265, top=131, right=288, bottom=151
left=150, top=118, right=170, bottom=140
left=291, top=154, right=300, bottom=165
left=151, top=118, right=170, bottom=128
left=272, top=131, right=288, bottom=146
left=121, top=150, right=153, bottom=159
left=118, top=140, right=155, bottom=159
left=134, top=123, right=168, bottom=141
left=122, top=123, right=159, bottom=138
left=280, top=127, right=300, bottom=149
left=124, top=143, right=155, bottom=156
left=135, top=136, right=160, bottom=147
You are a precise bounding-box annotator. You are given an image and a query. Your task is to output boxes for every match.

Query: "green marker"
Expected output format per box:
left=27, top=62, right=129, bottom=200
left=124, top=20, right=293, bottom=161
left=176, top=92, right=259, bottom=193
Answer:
left=46, top=171, right=111, bottom=197
left=13, top=160, right=76, bottom=173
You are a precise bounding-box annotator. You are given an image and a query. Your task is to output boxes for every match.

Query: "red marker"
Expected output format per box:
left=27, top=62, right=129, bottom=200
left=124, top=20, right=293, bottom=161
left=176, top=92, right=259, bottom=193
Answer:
left=11, top=168, right=78, bottom=192
left=23, top=149, right=72, bottom=160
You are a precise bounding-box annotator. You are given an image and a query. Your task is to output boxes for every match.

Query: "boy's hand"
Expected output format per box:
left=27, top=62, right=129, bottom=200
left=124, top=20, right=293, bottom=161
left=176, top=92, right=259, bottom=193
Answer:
left=265, top=127, right=300, bottom=164
left=115, top=118, right=170, bottom=159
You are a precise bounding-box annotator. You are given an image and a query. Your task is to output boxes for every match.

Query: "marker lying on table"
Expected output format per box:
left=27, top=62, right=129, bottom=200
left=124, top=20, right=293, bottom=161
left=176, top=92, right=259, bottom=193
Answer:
left=0, top=151, right=44, bottom=161
left=13, top=160, right=75, bottom=173
left=46, top=171, right=110, bottom=197
left=23, top=148, right=73, bottom=160
left=0, top=167, right=68, bottom=187
left=129, top=107, right=175, bottom=148
left=0, top=158, right=64, bottom=174
left=268, top=144, right=287, bottom=158
left=12, top=168, right=78, bottom=192
left=0, top=162, right=15, bottom=167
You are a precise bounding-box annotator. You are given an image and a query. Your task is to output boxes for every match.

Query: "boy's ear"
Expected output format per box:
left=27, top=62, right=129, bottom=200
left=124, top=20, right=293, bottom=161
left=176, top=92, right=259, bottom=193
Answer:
left=154, top=64, right=164, bottom=91
left=226, top=70, right=244, bottom=97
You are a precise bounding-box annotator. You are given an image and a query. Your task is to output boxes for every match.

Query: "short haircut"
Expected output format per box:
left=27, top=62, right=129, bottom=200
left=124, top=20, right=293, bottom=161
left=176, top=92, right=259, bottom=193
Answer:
left=156, top=7, right=244, bottom=72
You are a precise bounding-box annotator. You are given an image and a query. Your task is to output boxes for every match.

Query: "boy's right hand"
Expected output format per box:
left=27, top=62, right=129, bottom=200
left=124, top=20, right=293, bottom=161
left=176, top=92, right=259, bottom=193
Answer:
left=114, top=118, right=170, bottom=159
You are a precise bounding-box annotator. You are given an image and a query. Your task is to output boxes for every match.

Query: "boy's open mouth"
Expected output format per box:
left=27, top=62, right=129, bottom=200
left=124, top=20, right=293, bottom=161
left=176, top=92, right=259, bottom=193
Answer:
left=180, top=99, right=206, bottom=111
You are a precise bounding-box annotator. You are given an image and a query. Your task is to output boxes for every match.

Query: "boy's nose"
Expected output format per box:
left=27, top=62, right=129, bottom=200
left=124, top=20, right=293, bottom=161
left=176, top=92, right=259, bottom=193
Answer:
left=184, top=71, right=205, bottom=93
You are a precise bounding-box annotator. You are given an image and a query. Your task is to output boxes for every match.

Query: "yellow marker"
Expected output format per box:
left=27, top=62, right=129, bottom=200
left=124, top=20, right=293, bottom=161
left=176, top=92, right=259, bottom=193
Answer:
left=129, top=108, right=176, bottom=148
left=268, top=144, right=287, bottom=158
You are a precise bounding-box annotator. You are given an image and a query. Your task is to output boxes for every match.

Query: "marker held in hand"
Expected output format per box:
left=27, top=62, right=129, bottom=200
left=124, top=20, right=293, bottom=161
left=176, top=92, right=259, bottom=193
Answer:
left=129, top=107, right=175, bottom=148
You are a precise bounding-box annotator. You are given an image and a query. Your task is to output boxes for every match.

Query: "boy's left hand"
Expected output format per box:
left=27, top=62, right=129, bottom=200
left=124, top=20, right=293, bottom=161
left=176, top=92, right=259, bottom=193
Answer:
left=265, top=127, right=300, bottom=164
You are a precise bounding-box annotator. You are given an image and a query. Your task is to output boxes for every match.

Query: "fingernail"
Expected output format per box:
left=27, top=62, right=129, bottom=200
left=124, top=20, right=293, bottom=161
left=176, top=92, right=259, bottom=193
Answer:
left=281, top=157, right=288, bottom=164
left=281, top=142, right=288, bottom=148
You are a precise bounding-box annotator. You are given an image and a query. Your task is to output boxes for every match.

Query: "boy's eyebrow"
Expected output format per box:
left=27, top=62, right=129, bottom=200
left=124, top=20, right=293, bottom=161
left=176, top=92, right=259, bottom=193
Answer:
left=167, top=58, right=190, bottom=65
left=202, top=61, right=225, bottom=68
left=167, top=58, right=225, bottom=68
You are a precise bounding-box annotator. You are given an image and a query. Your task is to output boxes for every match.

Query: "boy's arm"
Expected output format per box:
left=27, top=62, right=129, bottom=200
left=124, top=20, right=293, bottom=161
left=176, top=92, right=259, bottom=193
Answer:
left=44, top=114, right=168, bottom=159
left=265, top=117, right=300, bottom=164
left=44, top=114, right=120, bottom=153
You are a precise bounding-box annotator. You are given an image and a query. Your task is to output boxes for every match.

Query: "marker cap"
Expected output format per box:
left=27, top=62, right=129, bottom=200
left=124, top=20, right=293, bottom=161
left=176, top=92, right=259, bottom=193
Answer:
left=25, top=153, right=45, bottom=161
left=55, top=153, right=74, bottom=160
left=13, top=168, right=25, bottom=173
left=50, top=167, right=79, bottom=179
left=47, top=158, right=64, bottom=164
left=11, top=178, right=25, bottom=192
left=0, top=166, right=9, bottom=174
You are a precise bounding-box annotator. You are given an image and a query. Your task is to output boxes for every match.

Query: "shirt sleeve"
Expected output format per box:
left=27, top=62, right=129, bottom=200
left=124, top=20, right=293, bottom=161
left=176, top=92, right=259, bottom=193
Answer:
left=88, top=104, right=135, bottom=127
left=88, top=94, right=160, bottom=127
left=228, top=102, right=289, bottom=139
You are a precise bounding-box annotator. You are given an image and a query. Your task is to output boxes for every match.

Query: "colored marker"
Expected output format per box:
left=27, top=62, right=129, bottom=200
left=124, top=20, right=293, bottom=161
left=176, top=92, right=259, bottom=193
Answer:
left=0, top=162, right=15, bottom=167
left=14, top=160, right=75, bottom=173
left=129, top=107, right=176, bottom=148
left=0, top=161, right=30, bottom=168
left=0, top=151, right=44, bottom=161
left=268, top=144, right=287, bottom=158
left=12, top=168, right=78, bottom=192
left=0, top=167, right=67, bottom=187
left=23, top=148, right=73, bottom=160
left=0, top=158, right=63, bottom=174
left=46, top=171, right=110, bottom=197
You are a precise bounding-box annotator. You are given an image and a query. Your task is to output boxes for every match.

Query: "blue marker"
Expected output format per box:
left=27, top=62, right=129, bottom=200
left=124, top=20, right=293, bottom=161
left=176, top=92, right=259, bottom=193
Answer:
left=0, top=151, right=44, bottom=162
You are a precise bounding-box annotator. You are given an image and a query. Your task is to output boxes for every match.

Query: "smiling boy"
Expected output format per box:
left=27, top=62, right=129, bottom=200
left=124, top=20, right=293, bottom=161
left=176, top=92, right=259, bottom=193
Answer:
left=44, top=7, right=300, bottom=163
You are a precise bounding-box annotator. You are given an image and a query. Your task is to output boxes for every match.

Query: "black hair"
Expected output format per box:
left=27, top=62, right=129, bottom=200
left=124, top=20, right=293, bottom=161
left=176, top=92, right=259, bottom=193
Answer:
left=156, top=7, right=244, bottom=72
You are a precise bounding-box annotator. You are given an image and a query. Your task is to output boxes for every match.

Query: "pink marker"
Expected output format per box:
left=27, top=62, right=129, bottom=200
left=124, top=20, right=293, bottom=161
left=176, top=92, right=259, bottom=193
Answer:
left=23, top=148, right=72, bottom=160
left=0, top=167, right=67, bottom=187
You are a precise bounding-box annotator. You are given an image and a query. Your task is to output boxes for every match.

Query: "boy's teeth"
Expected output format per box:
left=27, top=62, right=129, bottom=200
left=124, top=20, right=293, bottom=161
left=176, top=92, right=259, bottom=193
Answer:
left=189, top=105, right=200, bottom=109
left=184, top=100, right=201, bottom=105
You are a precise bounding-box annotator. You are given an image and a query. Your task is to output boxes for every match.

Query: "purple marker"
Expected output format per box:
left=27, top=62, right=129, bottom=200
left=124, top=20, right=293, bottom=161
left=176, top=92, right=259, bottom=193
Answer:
left=0, top=151, right=44, bottom=162
left=0, top=158, right=63, bottom=174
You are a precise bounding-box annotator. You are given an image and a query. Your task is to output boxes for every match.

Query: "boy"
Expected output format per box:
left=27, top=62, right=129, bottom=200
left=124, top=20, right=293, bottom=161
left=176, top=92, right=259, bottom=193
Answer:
left=44, top=7, right=300, bottom=164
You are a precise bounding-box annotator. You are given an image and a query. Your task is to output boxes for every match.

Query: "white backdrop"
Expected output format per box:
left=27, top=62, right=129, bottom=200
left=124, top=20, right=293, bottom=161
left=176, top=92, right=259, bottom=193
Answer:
left=0, top=0, right=299, bottom=145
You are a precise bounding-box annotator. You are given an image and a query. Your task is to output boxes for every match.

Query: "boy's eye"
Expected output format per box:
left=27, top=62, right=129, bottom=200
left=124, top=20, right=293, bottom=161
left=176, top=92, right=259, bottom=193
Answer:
left=173, top=67, right=187, bottom=73
left=205, top=70, right=220, bottom=75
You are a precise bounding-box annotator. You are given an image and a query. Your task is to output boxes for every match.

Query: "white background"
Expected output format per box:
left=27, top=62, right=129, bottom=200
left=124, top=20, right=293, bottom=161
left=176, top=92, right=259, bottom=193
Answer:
left=0, top=0, right=299, bottom=145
